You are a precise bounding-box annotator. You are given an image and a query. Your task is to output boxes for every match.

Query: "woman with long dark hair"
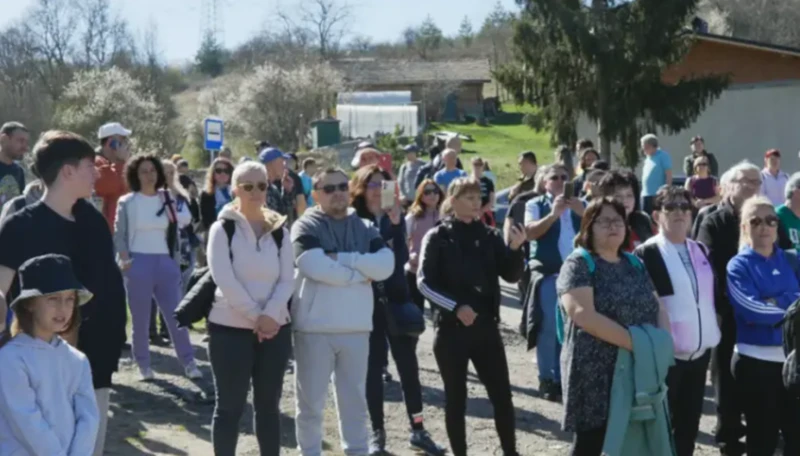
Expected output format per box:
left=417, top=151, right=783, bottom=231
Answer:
left=199, top=157, right=234, bottom=232
left=405, top=178, right=445, bottom=311
left=114, top=154, right=200, bottom=381
left=350, top=165, right=445, bottom=455
left=417, top=177, right=526, bottom=456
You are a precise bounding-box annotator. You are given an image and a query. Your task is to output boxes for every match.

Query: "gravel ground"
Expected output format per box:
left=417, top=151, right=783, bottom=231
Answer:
left=104, top=283, right=723, bottom=456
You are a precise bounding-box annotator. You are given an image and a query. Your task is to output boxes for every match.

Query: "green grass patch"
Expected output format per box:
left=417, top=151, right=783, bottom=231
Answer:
left=430, top=107, right=553, bottom=189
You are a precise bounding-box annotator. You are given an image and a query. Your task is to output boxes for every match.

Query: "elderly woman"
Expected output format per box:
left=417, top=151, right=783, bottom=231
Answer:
left=777, top=172, right=800, bottom=251
left=114, top=154, right=200, bottom=381
left=727, top=196, right=800, bottom=456
left=635, top=186, right=720, bottom=456
left=557, top=197, right=669, bottom=455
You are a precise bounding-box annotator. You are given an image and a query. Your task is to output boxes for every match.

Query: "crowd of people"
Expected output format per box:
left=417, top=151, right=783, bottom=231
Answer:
left=0, top=116, right=797, bottom=456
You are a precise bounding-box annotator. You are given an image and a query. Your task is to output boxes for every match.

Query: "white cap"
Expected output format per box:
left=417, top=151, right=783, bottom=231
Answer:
left=98, top=122, right=131, bottom=140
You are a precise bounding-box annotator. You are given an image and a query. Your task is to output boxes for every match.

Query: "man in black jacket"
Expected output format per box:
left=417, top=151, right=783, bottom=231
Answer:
left=0, top=130, right=127, bottom=456
left=696, top=161, right=792, bottom=456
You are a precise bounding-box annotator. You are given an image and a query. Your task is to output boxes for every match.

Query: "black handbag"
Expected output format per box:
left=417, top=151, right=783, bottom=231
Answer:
left=376, top=281, right=425, bottom=338
left=174, top=220, right=236, bottom=328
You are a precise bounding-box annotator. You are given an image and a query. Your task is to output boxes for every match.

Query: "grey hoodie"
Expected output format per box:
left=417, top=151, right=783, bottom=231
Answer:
left=0, top=180, right=44, bottom=224
left=290, top=206, right=394, bottom=333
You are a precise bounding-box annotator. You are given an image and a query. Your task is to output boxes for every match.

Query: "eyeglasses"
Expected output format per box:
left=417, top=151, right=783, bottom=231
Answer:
left=548, top=174, right=569, bottom=181
left=214, top=168, right=232, bottom=175
left=749, top=215, right=779, bottom=228
left=317, top=182, right=349, bottom=194
left=595, top=217, right=626, bottom=229
left=423, top=187, right=438, bottom=196
left=695, top=163, right=708, bottom=168
left=660, top=202, right=692, bottom=213
left=367, top=181, right=382, bottom=189
left=735, top=178, right=761, bottom=187
left=239, top=182, right=268, bottom=192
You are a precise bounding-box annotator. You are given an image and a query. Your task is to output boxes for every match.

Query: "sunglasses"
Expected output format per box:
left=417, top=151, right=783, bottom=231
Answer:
left=214, top=167, right=232, bottom=175
left=367, top=181, right=382, bottom=189
left=749, top=215, right=779, bottom=228
left=423, top=187, right=438, bottom=196
left=548, top=174, right=569, bottom=181
left=318, top=182, right=349, bottom=195
left=661, top=202, right=692, bottom=213
left=239, top=182, right=268, bottom=192
left=696, top=163, right=708, bottom=168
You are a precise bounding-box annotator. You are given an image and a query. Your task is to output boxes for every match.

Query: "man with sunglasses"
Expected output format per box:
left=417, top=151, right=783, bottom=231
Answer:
left=523, top=164, right=585, bottom=402
left=290, top=167, right=394, bottom=456
left=696, top=160, right=793, bottom=456
left=94, top=122, right=131, bottom=230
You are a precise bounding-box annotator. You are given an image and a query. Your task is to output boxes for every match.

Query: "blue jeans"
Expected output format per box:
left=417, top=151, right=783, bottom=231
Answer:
left=536, top=275, right=562, bottom=383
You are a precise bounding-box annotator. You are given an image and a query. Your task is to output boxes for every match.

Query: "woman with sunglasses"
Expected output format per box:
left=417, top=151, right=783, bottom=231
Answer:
left=406, top=178, right=445, bottom=311
left=634, top=186, right=720, bottom=456
left=727, top=196, right=800, bottom=456
left=114, top=153, right=200, bottom=381
left=685, top=156, right=720, bottom=209
left=206, top=161, right=293, bottom=456
left=350, top=165, right=446, bottom=455
left=200, top=157, right=235, bottom=232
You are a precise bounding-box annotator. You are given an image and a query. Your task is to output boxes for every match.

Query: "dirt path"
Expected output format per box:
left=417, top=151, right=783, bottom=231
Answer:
left=104, top=284, right=722, bottom=455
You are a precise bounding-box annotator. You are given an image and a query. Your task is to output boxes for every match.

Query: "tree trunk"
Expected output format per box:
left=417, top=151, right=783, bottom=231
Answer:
left=592, top=0, right=612, bottom=164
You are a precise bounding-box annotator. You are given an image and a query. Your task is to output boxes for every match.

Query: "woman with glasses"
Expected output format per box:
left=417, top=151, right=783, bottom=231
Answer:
left=557, top=197, right=669, bottom=455
left=207, top=161, right=293, bottom=456
left=418, top=177, right=526, bottom=456
left=727, top=196, right=800, bottom=456
left=685, top=156, right=720, bottom=209
left=406, top=179, right=445, bottom=311
left=114, top=153, right=200, bottom=381
left=634, top=186, right=720, bottom=456
left=524, top=164, right=584, bottom=402
left=200, top=157, right=235, bottom=232
left=350, top=165, right=446, bottom=455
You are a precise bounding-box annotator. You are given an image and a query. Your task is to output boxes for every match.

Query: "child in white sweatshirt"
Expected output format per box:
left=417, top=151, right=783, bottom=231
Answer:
left=0, top=254, right=99, bottom=456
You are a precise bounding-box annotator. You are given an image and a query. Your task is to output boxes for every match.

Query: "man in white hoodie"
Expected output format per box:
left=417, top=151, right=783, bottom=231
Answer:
left=290, top=167, right=394, bottom=456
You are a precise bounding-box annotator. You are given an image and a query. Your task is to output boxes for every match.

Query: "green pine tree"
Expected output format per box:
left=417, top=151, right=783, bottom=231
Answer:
left=495, top=0, right=729, bottom=167
left=195, top=32, right=225, bottom=78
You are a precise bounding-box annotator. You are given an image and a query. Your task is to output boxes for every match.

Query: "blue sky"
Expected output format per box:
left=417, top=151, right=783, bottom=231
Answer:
left=2, top=0, right=519, bottom=63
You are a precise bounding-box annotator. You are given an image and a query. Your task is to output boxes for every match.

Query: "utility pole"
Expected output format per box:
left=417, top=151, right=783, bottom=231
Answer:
left=200, top=0, right=225, bottom=46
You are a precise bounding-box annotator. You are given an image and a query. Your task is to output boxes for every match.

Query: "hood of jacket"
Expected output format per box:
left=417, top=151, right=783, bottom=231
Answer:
left=217, top=203, right=286, bottom=238
left=23, top=180, right=44, bottom=199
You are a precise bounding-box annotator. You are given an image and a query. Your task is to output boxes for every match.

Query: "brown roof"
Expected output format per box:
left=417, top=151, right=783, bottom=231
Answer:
left=332, top=58, right=492, bottom=86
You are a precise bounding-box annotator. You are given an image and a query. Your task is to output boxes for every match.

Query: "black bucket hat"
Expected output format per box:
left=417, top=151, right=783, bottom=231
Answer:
left=10, top=254, right=93, bottom=311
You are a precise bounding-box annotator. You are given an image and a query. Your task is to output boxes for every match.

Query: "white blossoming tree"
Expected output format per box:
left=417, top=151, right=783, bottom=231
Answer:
left=223, top=62, right=344, bottom=151
left=54, top=67, right=169, bottom=152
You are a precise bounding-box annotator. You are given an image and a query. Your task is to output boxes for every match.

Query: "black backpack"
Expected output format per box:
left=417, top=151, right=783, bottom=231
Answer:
left=174, top=220, right=285, bottom=327
left=778, top=251, right=800, bottom=396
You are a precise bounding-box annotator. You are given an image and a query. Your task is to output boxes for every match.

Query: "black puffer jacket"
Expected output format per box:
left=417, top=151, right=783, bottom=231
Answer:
left=416, top=217, right=524, bottom=325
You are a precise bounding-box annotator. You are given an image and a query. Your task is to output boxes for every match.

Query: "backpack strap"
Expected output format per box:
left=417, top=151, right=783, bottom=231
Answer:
left=622, top=251, right=644, bottom=272
left=576, top=247, right=596, bottom=274
left=270, top=227, right=284, bottom=258
left=222, top=219, right=236, bottom=262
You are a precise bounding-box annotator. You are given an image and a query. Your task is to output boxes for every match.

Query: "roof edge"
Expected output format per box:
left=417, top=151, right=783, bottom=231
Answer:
left=689, top=30, right=800, bottom=58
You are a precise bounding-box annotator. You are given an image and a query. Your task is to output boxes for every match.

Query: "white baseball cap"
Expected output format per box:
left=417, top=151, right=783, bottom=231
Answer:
left=97, top=122, right=131, bottom=140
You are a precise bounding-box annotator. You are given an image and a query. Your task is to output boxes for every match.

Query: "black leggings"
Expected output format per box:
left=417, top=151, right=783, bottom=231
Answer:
left=367, top=303, right=424, bottom=431
left=571, top=425, right=606, bottom=456
left=667, top=352, right=711, bottom=456
left=434, top=318, right=516, bottom=456
left=733, top=353, right=800, bottom=456
left=208, top=323, right=291, bottom=456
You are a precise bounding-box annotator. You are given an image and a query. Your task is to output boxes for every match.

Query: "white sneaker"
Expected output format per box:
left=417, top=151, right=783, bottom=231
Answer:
left=139, top=366, right=155, bottom=381
left=185, top=362, right=202, bottom=379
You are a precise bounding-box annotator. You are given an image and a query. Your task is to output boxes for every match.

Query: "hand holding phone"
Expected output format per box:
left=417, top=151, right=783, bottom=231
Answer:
left=381, top=181, right=396, bottom=210
left=564, top=181, right=575, bottom=198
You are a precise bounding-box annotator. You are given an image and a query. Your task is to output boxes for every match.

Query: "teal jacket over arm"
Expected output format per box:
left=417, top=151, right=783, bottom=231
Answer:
left=602, top=325, right=676, bottom=456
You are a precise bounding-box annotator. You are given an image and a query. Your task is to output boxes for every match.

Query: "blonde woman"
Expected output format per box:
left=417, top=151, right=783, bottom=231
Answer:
left=726, top=196, right=800, bottom=456
left=207, top=161, right=293, bottom=456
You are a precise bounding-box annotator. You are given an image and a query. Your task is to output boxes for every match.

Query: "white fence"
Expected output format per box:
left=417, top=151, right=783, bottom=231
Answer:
left=337, top=104, right=419, bottom=139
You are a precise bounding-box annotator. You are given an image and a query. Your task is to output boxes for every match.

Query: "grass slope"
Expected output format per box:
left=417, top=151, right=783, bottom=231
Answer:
left=430, top=106, right=553, bottom=189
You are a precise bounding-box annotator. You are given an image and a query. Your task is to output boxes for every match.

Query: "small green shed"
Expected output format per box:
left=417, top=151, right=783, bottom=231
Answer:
left=311, top=119, right=341, bottom=148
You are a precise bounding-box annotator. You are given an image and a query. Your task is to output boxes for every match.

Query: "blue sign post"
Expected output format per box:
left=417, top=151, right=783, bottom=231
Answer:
left=204, top=117, right=224, bottom=157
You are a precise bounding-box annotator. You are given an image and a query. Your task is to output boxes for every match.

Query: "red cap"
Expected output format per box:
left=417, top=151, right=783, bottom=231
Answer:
left=765, top=149, right=781, bottom=158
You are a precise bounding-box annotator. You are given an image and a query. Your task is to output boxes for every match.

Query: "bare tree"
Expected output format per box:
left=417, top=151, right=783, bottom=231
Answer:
left=277, top=0, right=353, bottom=58
left=699, top=0, right=800, bottom=47
left=24, top=0, right=79, bottom=99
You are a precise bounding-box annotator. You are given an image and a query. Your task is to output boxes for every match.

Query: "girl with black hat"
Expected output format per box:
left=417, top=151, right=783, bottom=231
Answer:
left=0, top=254, right=99, bottom=456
